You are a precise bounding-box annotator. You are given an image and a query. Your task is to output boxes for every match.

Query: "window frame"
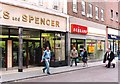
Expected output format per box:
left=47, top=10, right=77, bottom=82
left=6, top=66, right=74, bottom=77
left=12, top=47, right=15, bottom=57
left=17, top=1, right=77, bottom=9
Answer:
left=116, top=12, right=118, bottom=22
left=101, top=9, right=104, bottom=21
left=110, top=9, right=113, bottom=20
left=87, top=3, right=93, bottom=18
left=81, top=0, right=86, bottom=16
left=39, top=0, right=43, bottom=6
left=72, top=0, right=78, bottom=13
left=95, top=6, right=99, bottom=20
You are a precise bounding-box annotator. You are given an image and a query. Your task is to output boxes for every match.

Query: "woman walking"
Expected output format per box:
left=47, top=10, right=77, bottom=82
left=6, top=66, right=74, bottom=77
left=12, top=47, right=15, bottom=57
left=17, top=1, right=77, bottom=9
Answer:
left=81, top=48, right=88, bottom=67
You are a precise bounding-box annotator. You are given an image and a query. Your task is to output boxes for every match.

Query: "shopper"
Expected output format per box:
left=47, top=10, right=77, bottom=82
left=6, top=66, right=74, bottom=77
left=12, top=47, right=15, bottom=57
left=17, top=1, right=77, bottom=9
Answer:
left=41, top=47, right=51, bottom=74
left=81, top=48, right=88, bottom=67
left=103, top=48, right=114, bottom=68
left=70, top=47, right=78, bottom=67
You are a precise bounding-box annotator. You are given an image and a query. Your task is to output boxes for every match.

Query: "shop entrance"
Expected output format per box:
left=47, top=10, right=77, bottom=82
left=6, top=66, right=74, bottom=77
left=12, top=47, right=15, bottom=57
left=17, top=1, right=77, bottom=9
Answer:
left=71, top=39, right=85, bottom=55
left=12, top=40, right=40, bottom=67
left=0, top=40, right=7, bottom=68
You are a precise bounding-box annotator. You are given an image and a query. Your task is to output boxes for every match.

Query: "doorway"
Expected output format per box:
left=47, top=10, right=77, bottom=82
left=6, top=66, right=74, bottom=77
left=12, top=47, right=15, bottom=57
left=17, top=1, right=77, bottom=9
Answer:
left=12, top=40, right=40, bottom=67
left=71, top=39, right=85, bottom=55
left=0, top=40, right=7, bottom=68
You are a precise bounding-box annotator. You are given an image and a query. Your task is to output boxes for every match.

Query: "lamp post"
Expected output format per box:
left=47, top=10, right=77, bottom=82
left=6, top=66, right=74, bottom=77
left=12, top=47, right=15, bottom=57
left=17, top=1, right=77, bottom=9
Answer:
left=18, top=27, right=23, bottom=72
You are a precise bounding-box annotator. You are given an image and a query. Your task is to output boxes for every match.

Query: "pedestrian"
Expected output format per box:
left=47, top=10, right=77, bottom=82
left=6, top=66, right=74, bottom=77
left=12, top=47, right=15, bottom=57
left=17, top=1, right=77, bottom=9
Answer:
left=41, top=47, right=51, bottom=74
left=81, top=48, right=88, bottom=67
left=103, top=48, right=114, bottom=68
left=70, top=47, right=78, bottom=67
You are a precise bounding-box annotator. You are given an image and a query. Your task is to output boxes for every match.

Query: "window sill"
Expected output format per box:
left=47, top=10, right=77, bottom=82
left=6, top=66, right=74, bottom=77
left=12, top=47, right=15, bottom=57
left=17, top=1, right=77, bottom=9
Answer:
left=95, top=18, right=99, bottom=21
left=73, top=9, right=78, bottom=13
left=101, top=18, right=104, bottom=21
left=110, top=18, right=113, bottom=21
left=116, top=20, right=118, bottom=22
left=82, top=12, right=86, bottom=16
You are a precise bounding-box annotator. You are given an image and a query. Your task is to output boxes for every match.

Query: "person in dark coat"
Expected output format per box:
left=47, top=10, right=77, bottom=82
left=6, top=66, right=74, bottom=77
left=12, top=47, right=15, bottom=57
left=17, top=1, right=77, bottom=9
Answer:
left=103, top=48, right=115, bottom=68
left=81, top=48, right=88, bottom=67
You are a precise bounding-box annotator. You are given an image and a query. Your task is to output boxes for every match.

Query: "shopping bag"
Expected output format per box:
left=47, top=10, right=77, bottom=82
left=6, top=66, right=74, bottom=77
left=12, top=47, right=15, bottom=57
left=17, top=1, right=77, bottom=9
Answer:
left=111, top=59, right=116, bottom=64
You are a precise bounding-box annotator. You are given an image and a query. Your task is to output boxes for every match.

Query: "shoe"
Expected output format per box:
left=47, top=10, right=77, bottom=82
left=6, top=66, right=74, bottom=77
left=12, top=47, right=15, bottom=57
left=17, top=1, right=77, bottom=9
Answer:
left=42, top=69, right=45, bottom=73
left=47, top=72, right=51, bottom=75
left=83, top=65, right=85, bottom=67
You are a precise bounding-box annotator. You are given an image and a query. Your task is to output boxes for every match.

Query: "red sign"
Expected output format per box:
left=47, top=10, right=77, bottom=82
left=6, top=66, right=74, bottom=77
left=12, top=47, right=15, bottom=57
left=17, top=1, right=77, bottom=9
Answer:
left=71, top=24, right=88, bottom=35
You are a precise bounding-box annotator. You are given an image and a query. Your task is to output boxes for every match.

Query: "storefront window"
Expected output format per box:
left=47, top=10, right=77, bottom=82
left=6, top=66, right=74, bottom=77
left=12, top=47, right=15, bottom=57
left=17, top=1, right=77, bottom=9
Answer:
left=55, top=33, right=65, bottom=61
left=0, top=28, right=7, bottom=68
left=86, top=40, right=105, bottom=61
left=108, top=40, right=119, bottom=55
left=41, top=32, right=65, bottom=62
left=114, top=40, right=118, bottom=55
left=86, top=40, right=96, bottom=60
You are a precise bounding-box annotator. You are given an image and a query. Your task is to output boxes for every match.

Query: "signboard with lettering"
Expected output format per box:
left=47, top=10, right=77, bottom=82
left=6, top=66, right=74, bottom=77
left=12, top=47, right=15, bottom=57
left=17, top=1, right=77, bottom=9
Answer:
left=108, top=34, right=120, bottom=40
left=71, top=24, right=88, bottom=35
left=0, top=3, right=67, bottom=32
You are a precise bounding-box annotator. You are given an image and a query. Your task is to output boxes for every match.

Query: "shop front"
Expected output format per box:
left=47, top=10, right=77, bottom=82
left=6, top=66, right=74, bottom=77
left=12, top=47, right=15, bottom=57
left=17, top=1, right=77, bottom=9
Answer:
left=70, top=17, right=106, bottom=62
left=108, top=34, right=120, bottom=56
left=0, top=2, right=68, bottom=69
left=108, top=28, right=120, bottom=56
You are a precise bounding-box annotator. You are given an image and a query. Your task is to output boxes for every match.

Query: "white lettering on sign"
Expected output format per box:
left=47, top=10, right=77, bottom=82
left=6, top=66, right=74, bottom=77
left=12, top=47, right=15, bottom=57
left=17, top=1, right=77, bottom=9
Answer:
left=111, top=35, right=117, bottom=39
left=73, top=27, right=87, bottom=34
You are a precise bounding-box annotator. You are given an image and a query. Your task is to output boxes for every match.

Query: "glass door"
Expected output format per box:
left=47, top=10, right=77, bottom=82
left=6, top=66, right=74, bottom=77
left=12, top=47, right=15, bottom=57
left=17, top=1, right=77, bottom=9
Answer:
left=28, top=41, right=40, bottom=66
left=13, top=41, right=19, bottom=67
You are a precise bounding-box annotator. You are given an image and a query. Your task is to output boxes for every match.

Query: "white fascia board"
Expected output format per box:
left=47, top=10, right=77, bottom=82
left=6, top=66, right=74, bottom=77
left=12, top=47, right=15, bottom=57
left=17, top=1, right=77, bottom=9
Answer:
left=108, top=28, right=119, bottom=36
left=0, top=0, right=69, bottom=18
left=70, top=16, right=106, bottom=30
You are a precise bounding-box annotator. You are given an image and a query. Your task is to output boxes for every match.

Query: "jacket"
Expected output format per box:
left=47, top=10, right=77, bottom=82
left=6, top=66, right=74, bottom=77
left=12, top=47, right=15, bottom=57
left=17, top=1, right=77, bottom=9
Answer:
left=42, top=50, right=51, bottom=61
left=103, top=51, right=114, bottom=63
left=70, top=49, right=78, bottom=58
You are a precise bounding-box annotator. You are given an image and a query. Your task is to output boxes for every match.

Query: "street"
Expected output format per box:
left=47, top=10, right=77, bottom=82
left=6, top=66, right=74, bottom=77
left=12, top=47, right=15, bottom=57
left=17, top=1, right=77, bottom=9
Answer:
left=15, top=64, right=118, bottom=82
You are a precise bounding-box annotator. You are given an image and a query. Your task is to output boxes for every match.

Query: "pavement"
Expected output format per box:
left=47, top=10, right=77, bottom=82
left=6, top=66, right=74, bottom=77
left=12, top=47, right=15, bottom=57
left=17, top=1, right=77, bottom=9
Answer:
left=0, top=57, right=118, bottom=83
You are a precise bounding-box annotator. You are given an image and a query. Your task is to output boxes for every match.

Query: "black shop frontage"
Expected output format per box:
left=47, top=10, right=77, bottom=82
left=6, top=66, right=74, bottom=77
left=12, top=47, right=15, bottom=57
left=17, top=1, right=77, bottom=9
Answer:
left=0, top=3, right=68, bottom=70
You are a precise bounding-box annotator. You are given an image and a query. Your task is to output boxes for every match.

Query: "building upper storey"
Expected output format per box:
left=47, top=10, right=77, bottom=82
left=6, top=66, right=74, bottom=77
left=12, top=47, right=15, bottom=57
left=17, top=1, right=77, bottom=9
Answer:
left=105, top=0, right=119, bottom=29
left=0, top=0, right=67, bottom=15
left=67, top=0, right=119, bottom=29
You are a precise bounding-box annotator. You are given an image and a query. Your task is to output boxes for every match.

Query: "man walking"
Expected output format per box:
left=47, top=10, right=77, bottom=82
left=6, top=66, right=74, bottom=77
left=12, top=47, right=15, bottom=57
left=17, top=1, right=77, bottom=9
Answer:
left=103, top=48, right=114, bottom=68
left=70, top=47, right=78, bottom=67
left=41, top=47, right=51, bottom=74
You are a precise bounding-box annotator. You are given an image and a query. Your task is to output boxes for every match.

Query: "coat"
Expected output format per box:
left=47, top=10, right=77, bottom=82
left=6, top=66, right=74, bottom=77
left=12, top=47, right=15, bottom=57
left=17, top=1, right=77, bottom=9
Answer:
left=70, top=49, right=78, bottom=58
left=103, top=51, right=114, bottom=63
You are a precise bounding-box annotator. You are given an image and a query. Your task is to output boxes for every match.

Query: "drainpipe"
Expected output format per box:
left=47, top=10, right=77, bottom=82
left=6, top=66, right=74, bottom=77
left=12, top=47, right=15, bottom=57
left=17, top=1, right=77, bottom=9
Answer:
left=106, top=26, right=108, bottom=50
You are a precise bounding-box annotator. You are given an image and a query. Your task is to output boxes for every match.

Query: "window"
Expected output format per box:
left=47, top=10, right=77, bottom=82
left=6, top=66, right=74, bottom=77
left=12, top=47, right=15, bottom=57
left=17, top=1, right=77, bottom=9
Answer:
left=81, top=0, right=85, bottom=15
left=87, top=3, right=92, bottom=18
left=53, top=0, right=59, bottom=10
left=116, top=12, right=118, bottom=22
left=95, top=6, right=99, bottom=20
left=101, top=9, right=104, bottom=21
left=39, top=0, right=43, bottom=6
left=73, top=0, right=77, bottom=13
left=110, top=9, right=113, bottom=20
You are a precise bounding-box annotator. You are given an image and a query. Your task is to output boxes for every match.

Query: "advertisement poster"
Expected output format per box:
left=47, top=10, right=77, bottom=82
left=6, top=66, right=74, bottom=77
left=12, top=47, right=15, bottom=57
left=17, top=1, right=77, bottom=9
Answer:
left=88, top=45, right=94, bottom=53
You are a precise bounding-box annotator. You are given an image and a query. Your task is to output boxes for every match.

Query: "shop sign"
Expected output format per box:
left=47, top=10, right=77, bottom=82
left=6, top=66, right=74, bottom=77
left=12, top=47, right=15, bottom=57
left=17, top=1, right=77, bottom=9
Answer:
left=71, top=24, right=88, bottom=35
left=108, top=34, right=120, bottom=40
left=0, top=4, right=67, bottom=32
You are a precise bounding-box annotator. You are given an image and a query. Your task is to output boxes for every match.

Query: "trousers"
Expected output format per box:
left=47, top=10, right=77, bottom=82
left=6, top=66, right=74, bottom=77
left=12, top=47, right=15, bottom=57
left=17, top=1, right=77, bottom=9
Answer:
left=43, top=58, right=50, bottom=73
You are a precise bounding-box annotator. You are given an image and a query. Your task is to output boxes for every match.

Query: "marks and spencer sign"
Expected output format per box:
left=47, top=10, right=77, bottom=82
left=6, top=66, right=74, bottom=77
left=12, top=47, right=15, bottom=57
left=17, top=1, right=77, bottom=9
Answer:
left=0, top=3, right=66, bottom=32
left=71, top=24, right=88, bottom=35
left=3, top=11, right=60, bottom=27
